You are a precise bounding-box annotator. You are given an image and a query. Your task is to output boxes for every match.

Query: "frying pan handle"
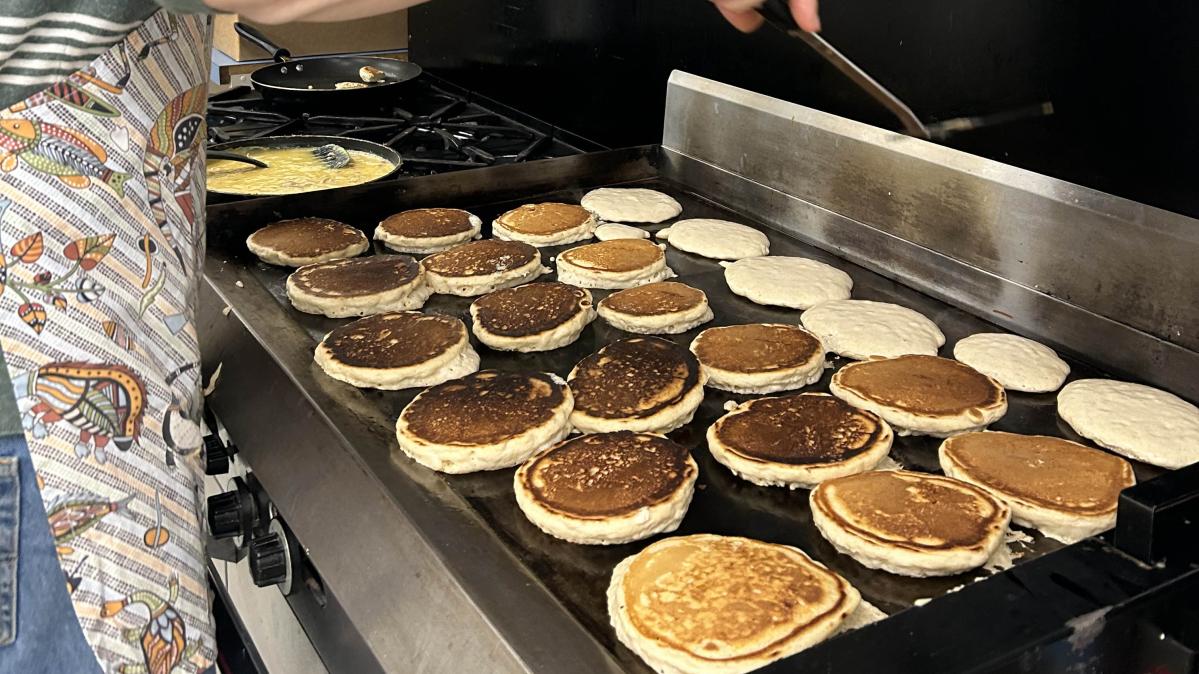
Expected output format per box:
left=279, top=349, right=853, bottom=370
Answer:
left=234, top=22, right=291, bottom=62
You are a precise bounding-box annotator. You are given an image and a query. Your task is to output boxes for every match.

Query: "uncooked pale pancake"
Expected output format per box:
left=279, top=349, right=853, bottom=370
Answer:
left=423, top=239, right=537, bottom=277
left=599, top=281, right=705, bottom=316
left=829, top=355, right=1007, bottom=436
left=708, top=393, right=893, bottom=489
left=580, top=187, right=682, bottom=223
left=594, top=223, right=650, bottom=241
left=469, top=282, right=595, bottom=352
left=378, top=208, right=477, bottom=238
left=810, top=470, right=1010, bottom=577
left=320, top=312, right=461, bottom=368
left=1057, top=379, right=1199, bottom=469
left=246, top=217, right=369, bottom=267
left=521, top=432, right=694, bottom=517
left=560, top=238, right=663, bottom=272
left=568, top=337, right=705, bottom=434
left=471, top=282, right=591, bottom=337
left=953, top=333, right=1070, bottom=393
left=608, top=534, right=859, bottom=674
left=723, top=256, right=853, bottom=310
left=939, top=431, right=1135, bottom=542
left=314, top=312, right=479, bottom=390
left=800, top=299, right=944, bottom=360
left=657, top=218, right=770, bottom=260
left=286, top=255, right=430, bottom=317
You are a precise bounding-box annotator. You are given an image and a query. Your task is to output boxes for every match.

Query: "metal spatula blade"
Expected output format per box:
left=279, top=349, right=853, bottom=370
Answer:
left=312, top=144, right=353, bottom=169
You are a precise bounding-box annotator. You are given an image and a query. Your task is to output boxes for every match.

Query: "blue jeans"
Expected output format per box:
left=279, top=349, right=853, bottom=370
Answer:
left=0, top=432, right=101, bottom=674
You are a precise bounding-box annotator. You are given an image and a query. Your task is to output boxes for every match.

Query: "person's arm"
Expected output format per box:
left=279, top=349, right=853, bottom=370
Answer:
left=713, top=0, right=821, bottom=33
left=203, top=0, right=432, bottom=24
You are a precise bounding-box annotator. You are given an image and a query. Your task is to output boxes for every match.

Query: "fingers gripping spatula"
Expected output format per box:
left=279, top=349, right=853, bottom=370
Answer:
left=756, top=0, right=931, bottom=138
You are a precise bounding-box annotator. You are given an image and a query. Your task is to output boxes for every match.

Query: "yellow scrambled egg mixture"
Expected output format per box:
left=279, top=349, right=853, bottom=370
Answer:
left=207, top=146, right=395, bottom=195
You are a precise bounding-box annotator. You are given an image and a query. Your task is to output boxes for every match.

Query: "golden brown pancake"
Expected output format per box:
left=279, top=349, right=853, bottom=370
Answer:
left=378, top=208, right=476, bottom=238
left=599, top=281, right=705, bottom=317
left=320, top=312, right=463, bottom=369
left=288, top=255, right=420, bottom=298
left=812, top=470, right=1007, bottom=554
left=248, top=217, right=364, bottom=257
left=495, top=203, right=592, bottom=234
left=692, top=324, right=822, bottom=374
left=559, top=239, right=663, bottom=272
left=941, top=432, right=1134, bottom=517
left=714, top=393, right=886, bottom=465
left=422, top=240, right=537, bottom=277
left=471, top=282, right=590, bottom=337
left=569, top=337, right=700, bottom=420
left=401, top=371, right=566, bottom=446
left=618, top=535, right=857, bottom=665
left=833, top=355, right=1004, bottom=416
left=520, top=432, right=694, bottom=518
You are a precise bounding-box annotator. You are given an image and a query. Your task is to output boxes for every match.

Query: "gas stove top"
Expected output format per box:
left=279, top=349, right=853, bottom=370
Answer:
left=206, top=75, right=603, bottom=176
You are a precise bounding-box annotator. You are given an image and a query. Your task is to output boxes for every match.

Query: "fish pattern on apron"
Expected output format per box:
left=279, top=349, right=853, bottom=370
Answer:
left=0, top=11, right=213, bottom=673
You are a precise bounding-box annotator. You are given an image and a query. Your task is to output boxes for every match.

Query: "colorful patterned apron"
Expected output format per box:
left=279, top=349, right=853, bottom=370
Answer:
left=0, top=11, right=213, bottom=674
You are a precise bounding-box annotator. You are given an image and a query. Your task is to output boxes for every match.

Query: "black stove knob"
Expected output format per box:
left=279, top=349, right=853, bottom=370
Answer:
left=203, top=435, right=231, bottom=475
left=248, top=531, right=288, bottom=588
left=207, top=478, right=257, bottom=539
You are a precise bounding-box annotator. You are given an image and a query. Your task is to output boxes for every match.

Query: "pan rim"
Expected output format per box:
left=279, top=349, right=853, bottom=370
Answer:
left=250, top=57, right=422, bottom=93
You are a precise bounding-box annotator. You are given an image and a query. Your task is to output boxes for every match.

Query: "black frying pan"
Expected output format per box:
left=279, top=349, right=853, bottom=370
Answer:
left=206, top=134, right=402, bottom=198
left=235, top=23, right=422, bottom=109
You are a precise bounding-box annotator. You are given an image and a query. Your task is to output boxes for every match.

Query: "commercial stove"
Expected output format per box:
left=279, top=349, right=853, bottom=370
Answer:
left=198, top=72, right=1199, bottom=673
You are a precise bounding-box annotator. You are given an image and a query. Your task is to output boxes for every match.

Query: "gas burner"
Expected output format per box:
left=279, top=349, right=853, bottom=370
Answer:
left=206, top=76, right=600, bottom=177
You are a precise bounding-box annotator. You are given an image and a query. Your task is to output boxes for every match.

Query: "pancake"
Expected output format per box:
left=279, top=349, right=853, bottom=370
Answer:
left=657, top=218, right=770, bottom=260
left=492, top=202, right=598, bottom=246
left=568, top=336, right=706, bottom=434
left=810, top=470, right=1011, bottom=577
left=374, top=207, right=482, bottom=253
left=939, top=431, right=1135, bottom=543
left=421, top=239, right=548, bottom=296
left=580, top=187, right=682, bottom=223
left=608, top=534, right=860, bottom=674
left=285, top=255, right=431, bottom=318
left=396, top=370, right=573, bottom=473
left=953, top=333, right=1070, bottom=393
left=469, top=282, right=595, bottom=352
left=314, top=312, right=479, bottom=390
left=690, top=323, right=826, bottom=394
left=1057, top=378, right=1199, bottom=469
left=555, top=239, right=675, bottom=289
left=596, top=281, right=713, bottom=335
left=594, top=223, right=650, bottom=241
left=829, top=355, right=1007, bottom=436
left=514, top=431, right=697, bottom=544
left=246, top=217, right=369, bottom=267
left=722, top=256, right=853, bottom=310
left=800, top=299, right=945, bottom=360
left=708, top=392, right=894, bottom=488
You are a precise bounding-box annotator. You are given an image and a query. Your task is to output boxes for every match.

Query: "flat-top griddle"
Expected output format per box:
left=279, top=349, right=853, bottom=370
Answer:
left=200, top=73, right=1199, bottom=674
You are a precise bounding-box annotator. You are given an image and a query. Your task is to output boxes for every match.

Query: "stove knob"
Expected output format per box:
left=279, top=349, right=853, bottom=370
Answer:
left=203, top=435, right=232, bottom=475
left=248, top=531, right=288, bottom=588
left=207, top=478, right=257, bottom=539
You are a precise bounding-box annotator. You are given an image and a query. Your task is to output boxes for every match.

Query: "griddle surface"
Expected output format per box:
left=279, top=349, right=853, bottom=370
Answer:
left=223, top=179, right=1163, bottom=670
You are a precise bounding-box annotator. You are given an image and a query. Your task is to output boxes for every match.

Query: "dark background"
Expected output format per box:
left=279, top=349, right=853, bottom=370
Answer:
left=410, top=0, right=1199, bottom=218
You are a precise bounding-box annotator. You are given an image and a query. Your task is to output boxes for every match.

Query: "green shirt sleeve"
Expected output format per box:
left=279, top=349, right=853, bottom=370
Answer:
left=155, top=0, right=214, bottom=14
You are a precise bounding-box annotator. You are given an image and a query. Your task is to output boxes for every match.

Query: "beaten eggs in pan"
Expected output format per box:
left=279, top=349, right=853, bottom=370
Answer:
left=207, top=146, right=395, bottom=196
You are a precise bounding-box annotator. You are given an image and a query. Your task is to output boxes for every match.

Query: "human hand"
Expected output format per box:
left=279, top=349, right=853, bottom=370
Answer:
left=713, top=0, right=821, bottom=33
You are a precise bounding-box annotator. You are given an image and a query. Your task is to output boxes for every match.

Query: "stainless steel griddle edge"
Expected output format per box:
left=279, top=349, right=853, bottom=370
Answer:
left=199, top=73, right=1199, bottom=673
